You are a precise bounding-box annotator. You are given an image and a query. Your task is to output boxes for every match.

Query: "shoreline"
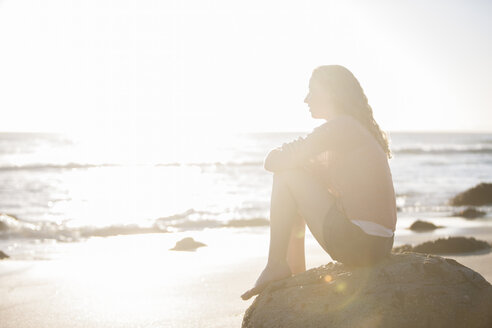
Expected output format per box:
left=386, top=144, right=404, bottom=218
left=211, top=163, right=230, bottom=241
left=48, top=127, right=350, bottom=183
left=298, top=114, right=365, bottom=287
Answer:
left=1, top=225, right=492, bottom=327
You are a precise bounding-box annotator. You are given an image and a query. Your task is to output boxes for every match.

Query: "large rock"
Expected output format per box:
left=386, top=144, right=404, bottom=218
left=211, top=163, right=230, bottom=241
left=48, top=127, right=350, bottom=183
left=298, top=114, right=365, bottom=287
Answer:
left=242, top=252, right=492, bottom=328
left=449, top=183, right=492, bottom=206
left=0, top=250, right=9, bottom=259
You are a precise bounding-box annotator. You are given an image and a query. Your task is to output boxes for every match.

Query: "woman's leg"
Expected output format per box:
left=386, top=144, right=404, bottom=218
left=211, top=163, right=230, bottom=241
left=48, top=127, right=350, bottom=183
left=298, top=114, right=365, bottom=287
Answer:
left=286, top=215, right=306, bottom=274
left=241, top=167, right=336, bottom=300
left=241, top=169, right=304, bottom=300
left=265, top=170, right=308, bottom=269
left=268, top=167, right=336, bottom=260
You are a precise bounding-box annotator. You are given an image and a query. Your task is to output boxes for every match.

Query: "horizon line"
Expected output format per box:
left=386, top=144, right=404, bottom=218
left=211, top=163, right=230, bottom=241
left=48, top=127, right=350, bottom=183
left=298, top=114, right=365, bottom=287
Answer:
left=1, top=129, right=492, bottom=135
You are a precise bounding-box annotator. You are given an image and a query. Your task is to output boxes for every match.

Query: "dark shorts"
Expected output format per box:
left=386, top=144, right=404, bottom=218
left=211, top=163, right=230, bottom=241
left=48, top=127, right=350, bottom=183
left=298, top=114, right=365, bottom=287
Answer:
left=322, top=205, right=394, bottom=267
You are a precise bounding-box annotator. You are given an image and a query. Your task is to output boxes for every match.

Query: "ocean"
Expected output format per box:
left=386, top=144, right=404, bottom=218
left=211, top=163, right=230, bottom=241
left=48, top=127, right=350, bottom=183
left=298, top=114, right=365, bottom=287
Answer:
left=1, top=130, right=491, bottom=258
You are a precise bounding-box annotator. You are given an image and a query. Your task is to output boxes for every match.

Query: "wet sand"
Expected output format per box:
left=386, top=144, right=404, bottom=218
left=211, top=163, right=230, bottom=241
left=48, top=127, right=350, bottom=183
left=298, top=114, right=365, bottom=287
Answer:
left=0, top=222, right=491, bottom=328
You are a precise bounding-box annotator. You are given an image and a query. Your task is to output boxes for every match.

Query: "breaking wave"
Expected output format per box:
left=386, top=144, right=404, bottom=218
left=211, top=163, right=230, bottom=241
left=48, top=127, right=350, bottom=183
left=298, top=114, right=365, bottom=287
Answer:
left=392, top=145, right=492, bottom=155
left=0, top=211, right=269, bottom=242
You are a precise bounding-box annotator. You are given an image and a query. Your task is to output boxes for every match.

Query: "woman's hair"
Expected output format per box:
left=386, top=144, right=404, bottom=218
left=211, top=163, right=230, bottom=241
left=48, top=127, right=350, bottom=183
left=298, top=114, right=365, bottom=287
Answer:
left=311, top=65, right=393, bottom=159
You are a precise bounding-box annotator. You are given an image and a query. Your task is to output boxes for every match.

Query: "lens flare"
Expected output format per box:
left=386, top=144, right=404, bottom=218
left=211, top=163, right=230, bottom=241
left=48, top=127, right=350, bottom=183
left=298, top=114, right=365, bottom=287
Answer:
left=335, top=281, right=347, bottom=292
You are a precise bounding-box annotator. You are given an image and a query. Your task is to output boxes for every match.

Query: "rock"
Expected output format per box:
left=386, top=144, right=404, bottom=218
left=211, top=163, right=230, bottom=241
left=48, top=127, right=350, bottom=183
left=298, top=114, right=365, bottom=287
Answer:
left=452, top=207, right=487, bottom=219
left=392, top=244, right=414, bottom=253
left=408, top=220, right=441, bottom=231
left=169, top=237, right=207, bottom=251
left=449, top=183, right=492, bottom=206
left=0, top=250, right=9, bottom=259
left=392, top=236, right=492, bottom=255
left=242, top=253, right=492, bottom=328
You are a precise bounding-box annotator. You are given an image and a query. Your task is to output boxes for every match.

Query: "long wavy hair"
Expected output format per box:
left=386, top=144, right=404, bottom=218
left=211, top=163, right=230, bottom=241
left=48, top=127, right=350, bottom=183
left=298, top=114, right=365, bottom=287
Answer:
left=311, top=65, right=393, bottom=159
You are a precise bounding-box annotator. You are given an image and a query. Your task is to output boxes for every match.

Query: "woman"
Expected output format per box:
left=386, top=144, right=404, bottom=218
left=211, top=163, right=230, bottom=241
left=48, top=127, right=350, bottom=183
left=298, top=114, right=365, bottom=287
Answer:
left=241, top=65, right=397, bottom=301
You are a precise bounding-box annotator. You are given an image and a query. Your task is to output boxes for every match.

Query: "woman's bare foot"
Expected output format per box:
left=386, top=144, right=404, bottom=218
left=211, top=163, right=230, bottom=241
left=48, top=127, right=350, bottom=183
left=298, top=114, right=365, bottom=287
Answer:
left=241, top=260, right=292, bottom=300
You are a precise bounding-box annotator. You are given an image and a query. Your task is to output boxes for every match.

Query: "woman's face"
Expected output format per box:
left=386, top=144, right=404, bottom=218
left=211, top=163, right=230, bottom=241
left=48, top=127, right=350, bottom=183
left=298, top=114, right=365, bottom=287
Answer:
left=303, top=79, right=337, bottom=120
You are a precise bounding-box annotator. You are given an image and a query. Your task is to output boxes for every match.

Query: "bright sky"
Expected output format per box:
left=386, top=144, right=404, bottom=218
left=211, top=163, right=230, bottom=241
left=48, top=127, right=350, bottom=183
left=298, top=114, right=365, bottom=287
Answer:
left=1, top=0, right=491, bottom=136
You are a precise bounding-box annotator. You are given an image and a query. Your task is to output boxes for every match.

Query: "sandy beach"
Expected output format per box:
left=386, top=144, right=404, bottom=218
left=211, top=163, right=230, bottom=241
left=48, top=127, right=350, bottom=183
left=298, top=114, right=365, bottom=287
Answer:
left=0, top=0, right=491, bottom=326
left=1, top=217, right=492, bottom=328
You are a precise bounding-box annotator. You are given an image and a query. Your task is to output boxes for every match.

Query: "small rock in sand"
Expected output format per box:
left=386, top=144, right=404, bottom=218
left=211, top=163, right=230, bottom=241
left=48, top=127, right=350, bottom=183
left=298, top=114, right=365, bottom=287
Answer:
left=0, top=250, right=9, bottom=260
left=452, top=207, right=487, bottom=219
left=169, top=237, right=207, bottom=251
left=392, top=236, right=491, bottom=255
left=409, top=220, right=441, bottom=231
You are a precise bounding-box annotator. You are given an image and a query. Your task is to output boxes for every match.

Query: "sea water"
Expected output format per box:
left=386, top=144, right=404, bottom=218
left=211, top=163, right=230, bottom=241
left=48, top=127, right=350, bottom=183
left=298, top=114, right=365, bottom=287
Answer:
left=1, top=130, right=491, bottom=257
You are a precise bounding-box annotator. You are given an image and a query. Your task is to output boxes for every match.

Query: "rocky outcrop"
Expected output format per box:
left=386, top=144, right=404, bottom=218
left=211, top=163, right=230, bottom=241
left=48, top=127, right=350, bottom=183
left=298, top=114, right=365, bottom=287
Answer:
left=169, top=237, right=206, bottom=251
left=242, top=252, right=492, bottom=328
left=408, top=219, right=441, bottom=231
left=392, top=236, right=491, bottom=255
left=449, top=183, right=492, bottom=206
left=0, top=250, right=9, bottom=259
left=452, top=207, right=487, bottom=219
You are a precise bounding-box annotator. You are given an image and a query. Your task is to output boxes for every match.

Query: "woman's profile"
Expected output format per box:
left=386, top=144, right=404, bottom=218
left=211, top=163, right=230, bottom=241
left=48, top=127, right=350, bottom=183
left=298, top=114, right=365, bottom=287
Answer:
left=241, top=65, right=397, bottom=301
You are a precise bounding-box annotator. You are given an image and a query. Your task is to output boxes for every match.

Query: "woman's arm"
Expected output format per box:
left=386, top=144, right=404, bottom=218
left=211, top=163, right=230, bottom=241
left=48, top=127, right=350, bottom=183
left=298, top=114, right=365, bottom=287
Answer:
left=263, top=115, right=358, bottom=172
left=263, top=137, right=313, bottom=172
